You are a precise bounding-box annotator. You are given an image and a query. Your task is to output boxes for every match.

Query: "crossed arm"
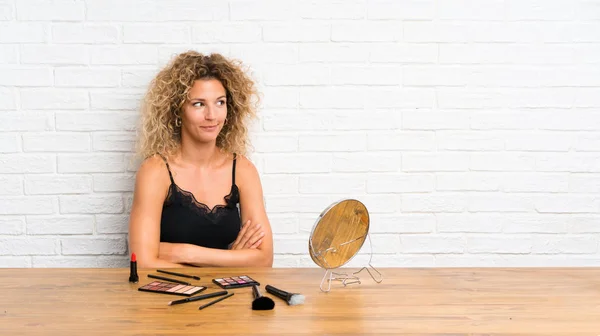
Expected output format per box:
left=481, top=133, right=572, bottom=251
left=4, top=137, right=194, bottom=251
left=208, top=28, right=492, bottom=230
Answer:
left=127, top=155, right=273, bottom=268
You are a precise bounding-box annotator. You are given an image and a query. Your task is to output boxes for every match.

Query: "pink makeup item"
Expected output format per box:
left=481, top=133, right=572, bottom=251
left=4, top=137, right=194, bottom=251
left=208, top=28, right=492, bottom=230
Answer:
left=212, top=275, right=259, bottom=289
left=138, top=281, right=206, bottom=297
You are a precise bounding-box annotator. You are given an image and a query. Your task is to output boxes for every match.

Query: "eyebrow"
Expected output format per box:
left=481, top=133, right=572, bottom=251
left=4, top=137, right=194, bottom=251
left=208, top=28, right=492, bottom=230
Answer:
left=189, top=95, right=226, bottom=101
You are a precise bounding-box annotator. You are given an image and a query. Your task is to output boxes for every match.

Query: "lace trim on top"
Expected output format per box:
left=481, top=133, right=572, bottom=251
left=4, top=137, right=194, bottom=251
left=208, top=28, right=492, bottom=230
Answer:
left=165, top=183, right=239, bottom=223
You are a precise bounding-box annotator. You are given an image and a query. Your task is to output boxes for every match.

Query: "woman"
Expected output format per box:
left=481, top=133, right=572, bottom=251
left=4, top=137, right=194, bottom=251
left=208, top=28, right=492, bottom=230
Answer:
left=128, top=51, right=273, bottom=268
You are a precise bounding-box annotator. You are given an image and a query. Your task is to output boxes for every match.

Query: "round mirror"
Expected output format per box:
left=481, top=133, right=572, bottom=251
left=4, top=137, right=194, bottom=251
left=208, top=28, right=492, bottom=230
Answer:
left=308, top=199, right=370, bottom=269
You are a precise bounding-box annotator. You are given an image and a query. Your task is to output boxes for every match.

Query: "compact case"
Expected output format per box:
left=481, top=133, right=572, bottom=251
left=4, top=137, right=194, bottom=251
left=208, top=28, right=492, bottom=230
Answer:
left=212, top=275, right=260, bottom=289
left=138, top=281, right=207, bottom=297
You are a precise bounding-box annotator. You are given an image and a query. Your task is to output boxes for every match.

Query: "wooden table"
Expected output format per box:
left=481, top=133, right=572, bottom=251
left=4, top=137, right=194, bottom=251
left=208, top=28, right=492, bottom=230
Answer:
left=1, top=267, right=600, bottom=335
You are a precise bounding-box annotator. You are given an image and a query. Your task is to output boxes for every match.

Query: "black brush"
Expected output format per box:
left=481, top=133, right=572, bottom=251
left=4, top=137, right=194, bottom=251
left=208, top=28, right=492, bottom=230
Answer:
left=265, top=284, right=305, bottom=306
left=251, top=285, right=274, bottom=310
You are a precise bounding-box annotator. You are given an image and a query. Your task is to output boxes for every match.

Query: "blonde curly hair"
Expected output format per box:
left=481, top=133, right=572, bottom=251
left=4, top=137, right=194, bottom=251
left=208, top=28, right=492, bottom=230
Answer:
left=136, top=51, right=260, bottom=159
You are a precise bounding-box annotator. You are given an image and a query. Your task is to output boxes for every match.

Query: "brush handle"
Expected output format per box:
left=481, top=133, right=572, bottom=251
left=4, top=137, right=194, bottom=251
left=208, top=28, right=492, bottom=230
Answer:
left=265, top=285, right=291, bottom=301
left=252, top=285, right=262, bottom=299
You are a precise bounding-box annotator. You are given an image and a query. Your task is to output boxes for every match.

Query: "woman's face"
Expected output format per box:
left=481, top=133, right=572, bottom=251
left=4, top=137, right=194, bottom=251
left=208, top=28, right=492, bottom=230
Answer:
left=180, top=78, right=228, bottom=144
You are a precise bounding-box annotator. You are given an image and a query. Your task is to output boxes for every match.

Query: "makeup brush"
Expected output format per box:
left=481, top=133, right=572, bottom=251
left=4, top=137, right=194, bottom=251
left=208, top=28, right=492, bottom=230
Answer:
left=265, top=285, right=305, bottom=306
left=251, top=285, right=274, bottom=310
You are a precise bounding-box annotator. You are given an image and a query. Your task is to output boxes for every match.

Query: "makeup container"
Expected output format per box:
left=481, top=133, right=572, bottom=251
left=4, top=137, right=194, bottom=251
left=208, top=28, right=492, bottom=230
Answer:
left=129, top=253, right=139, bottom=283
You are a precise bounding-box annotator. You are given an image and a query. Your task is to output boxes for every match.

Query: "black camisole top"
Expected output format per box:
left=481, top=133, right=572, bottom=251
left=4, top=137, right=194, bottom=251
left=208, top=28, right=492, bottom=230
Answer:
left=158, top=154, right=241, bottom=250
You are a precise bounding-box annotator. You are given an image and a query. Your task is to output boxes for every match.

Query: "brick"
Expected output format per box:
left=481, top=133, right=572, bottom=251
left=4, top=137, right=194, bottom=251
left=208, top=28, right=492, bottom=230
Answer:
left=20, top=89, right=88, bottom=110
left=0, top=197, right=55, bottom=215
left=401, top=194, right=467, bottom=213
left=266, top=195, right=331, bottom=214
left=569, top=216, right=600, bottom=233
left=299, top=175, right=365, bottom=194
left=92, top=132, right=136, bottom=152
left=263, top=22, right=330, bottom=42
left=0, top=1, right=13, bottom=20
left=366, top=88, right=435, bottom=108
left=370, top=214, right=435, bottom=234
left=90, top=90, right=143, bottom=111
left=252, top=134, right=297, bottom=153
left=352, top=194, right=399, bottom=214
left=23, top=133, right=90, bottom=152
left=16, top=0, right=84, bottom=21
left=96, top=215, right=129, bottom=234
left=403, top=153, right=469, bottom=172
left=59, top=195, right=123, bottom=214
left=0, top=237, right=58, bottom=255
left=506, top=0, right=575, bottom=21
left=467, top=236, right=532, bottom=254
left=471, top=111, right=541, bottom=130
left=299, top=87, right=366, bottom=109
left=574, top=133, right=600, bottom=151
left=404, top=22, right=470, bottom=42
left=0, top=87, right=15, bottom=110
left=21, top=45, right=88, bottom=65
left=369, top=44, right=437, bottom=64
left=440, top=44, right=575, bottom=65
left=367, top=174, right=434, bottom=193
left=262, top=110, right=329, bottom=131
left=538, top=110, right=600, bottom=130
left=367, top=0, right=434, bottom=19
left=90, top=46, right=158, bottom=65
left=0, top=257, right=31, bottom=267
left=536, top=153, right=600, bottom=173
left=501, top=214, right=568, bottom=233
left=436, top=173, right=501, bottom=191
left=93, top=174, right=135, bottom=192
left=570, top=174, right=600, bottom=193
left=61, top=237, right=127, bottom=255
left=52, top=23, right=119, bottom=44
left=264, top=154, right=331, bottom=174
left=403, top=66, right=467, bottom=86
left=470, top=153, right=536, bottom=171
left=503, top=173, right=569, bottom=193
left=193, top=23, right=261, bottom=43
left=264, top=64, right=329, bottom=86
left=299, top=134, right=366, bottom=152
left=437, top=214, right=502, bottom=233
left=230, top=44, right=298, bottom=65
left=437, top=131, right=504, bottom=151
left=332, top=152, right=401, bottom=172
left=0, top=67, right=53, bottom=86
left=0, top=154, right=55, bottom=174
left=268, top=215, right=298, bottom=234
left=25, top=175, right=91, bottom=195
left=123, top=193, right=134, bottom=213
left=332, top=22, right=402, bottom=42
left=469, top=193, right=534, bottom=212
left=124, top=24, right=190, bottom=44
left=55, top=68, right=121, bottom=87
left=26, top=215, right=94, bottom=235
left=0, top=45, right=17, bottom=63
left=330, top=110, right=401, bottom=131
left=437, top=0, right=504, bottom=20
left=0, top=175, right=23, bottom=195
left=32, top=256, right=127, bottom=267
left=260, top=88, right=299, bottom=109
left=260, top=175, right=298, bottom=195
left=299, top=44, right=369, bottom=63
left=121, top=68, right=156, bottom=88
left=535, top=195, right=599, bottom=213
left=532, top=236, right=597, bottom=254
left=0, top=216, right=25, bottom=235
left=401, top=235, right=465, bottom=253
left=273, top=238, right=308, bottom=254
left=575, top=89, right=600, bottom=107
left=0, top=112, right=53, bottom=131
left=437, top=88, right=574, bottom=109
left=0, top=23, right=46, bottom=43
left=57, top=154, right=126, bottom=173
left=0, top=134, right=19, bottom=153
left=56, top=112, right=138, bottom=131
left=331, top=65, right=402, bottom=85
left=230, top=0, right=299, bottom=20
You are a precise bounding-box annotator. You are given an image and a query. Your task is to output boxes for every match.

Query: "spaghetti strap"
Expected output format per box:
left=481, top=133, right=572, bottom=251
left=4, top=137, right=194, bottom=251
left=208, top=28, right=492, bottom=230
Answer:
left=156, top=153, right=175, bottom=184
left=232, top=153, right=237, bottom=185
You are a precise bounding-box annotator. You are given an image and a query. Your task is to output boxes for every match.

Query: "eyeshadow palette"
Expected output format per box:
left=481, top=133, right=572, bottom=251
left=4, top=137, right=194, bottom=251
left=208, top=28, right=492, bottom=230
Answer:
left=138, top=281, right=207, bottom=297
left=212, top=275, right=260, bottom=289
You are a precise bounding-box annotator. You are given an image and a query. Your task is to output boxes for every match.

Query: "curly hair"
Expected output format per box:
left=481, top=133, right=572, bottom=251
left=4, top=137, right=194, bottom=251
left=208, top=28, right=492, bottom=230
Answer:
left=136, top=51, right=260, bottom=159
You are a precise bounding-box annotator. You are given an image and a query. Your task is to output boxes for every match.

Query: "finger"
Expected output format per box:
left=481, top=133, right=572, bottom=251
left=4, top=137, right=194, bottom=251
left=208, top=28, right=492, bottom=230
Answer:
left=231, top=220, right=251, bottom=249
left=250, top=238, right=263, bottom=249
left=243, top=230, right=265, bottom=249
left=238, top=222, right=261, bottom=248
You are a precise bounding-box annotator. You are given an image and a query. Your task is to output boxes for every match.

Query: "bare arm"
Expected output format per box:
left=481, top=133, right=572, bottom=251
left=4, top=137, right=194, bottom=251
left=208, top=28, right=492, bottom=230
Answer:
left=159, top=156, right=274, bottom=267
left=128, top=156, right=185, bottom=268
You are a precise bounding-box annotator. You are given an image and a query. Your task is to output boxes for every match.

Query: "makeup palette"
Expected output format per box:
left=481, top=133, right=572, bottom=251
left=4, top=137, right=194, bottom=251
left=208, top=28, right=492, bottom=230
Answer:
left=138, top=281, right=207, bottom=297
left=212, top=275, right=260, bottom=289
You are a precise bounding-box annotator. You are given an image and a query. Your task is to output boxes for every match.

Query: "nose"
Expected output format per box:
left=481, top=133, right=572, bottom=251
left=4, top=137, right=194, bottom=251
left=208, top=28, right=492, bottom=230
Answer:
left=204, top=104, right=215, bottom=120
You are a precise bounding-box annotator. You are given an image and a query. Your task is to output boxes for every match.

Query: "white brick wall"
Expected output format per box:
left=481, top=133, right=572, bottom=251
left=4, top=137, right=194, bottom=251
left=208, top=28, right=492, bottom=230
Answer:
left=1, top=0, right=599, bottom=268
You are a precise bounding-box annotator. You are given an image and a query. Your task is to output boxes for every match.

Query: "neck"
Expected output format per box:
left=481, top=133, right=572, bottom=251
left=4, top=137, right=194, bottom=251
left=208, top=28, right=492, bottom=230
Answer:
left=179, top=134, right=220, bottom=168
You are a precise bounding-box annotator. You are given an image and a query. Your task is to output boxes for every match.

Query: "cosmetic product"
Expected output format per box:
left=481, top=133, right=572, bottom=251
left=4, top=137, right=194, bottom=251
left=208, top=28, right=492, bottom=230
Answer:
left=129, top=253, right=139, bottom=283
left=157, top=269, right=200, bottom=280
left=148, top=274, right=191, bottom=285
left=168, top=290, right=228, bottom=306
left=199, top=293, right=235, bottom=310
left=138, top=281, right=206, bottom=297
left=212, top=275, right=259, bottom=289
left=251, top=285, right=274, bottom=311
left=265, top=285, right=305, bottom=306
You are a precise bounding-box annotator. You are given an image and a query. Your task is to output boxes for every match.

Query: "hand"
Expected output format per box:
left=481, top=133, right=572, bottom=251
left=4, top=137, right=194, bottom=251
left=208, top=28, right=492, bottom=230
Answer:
left=230, top=220, right=265, bottom=250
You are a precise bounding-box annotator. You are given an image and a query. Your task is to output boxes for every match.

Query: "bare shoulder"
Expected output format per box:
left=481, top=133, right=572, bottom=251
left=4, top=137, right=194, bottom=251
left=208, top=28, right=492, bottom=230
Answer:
left=235, top=154, right=260, bottom=179
left=135, top=154, right=171, bottom=187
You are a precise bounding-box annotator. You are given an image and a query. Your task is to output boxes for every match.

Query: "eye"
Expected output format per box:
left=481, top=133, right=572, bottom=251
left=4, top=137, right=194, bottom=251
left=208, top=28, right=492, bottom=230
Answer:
left=192, top=102, right=204, bottom=107
left=217, top=100, right=226, bottom=106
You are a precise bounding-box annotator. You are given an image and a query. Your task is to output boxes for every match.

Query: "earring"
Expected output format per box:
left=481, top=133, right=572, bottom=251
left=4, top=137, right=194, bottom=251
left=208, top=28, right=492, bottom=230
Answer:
left=175, top=115, right=182, bottom=127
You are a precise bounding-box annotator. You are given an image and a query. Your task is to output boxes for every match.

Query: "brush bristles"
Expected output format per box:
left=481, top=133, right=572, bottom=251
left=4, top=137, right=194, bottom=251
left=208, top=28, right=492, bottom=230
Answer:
left=288, top=294, right=305, bottom=306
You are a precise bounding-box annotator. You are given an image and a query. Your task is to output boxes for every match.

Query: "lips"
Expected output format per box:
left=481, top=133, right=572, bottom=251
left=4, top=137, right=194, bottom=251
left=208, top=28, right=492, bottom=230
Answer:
left=200, top=125, right=219, bottom=131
